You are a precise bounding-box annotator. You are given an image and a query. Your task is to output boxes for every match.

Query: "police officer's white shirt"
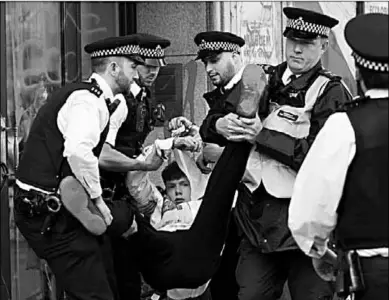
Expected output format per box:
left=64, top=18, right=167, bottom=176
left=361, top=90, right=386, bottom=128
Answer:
left=224, top=65, right=300, bottom=90
left=105, top=81, right=142, bottom=146
left=17, top=73, right=113, bottom=199
left=224, top=66, right=245, bottom=90
left=289, top=89, right=389, bottom=259
left=282, top=67, right=301, bottom=85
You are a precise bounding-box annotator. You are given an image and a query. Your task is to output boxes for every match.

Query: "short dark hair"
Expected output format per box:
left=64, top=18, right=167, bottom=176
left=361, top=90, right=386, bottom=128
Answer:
left=359, top=67, right=389, bottom=90
left=91, top=57, right=111, bottom=73
left=162, top=161, right=188, bottom=184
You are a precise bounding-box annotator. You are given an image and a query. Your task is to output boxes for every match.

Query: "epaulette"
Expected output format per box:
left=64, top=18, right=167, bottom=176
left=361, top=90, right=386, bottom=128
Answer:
left=87, top=78, right=103, bottom=98
left=257, top=64, right=275, bottom=75
left=318, top=69, right=342, bottom=81
left=342, top=95, right=367, bottom=110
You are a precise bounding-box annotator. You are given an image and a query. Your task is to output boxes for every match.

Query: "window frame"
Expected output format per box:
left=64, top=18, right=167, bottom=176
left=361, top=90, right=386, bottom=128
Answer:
left=0, top=2, right=12, bottom=300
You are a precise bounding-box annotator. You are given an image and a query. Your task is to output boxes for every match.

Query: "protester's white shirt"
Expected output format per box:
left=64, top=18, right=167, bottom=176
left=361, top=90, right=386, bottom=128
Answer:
left=17, top=73, right=114, bottom=199
left=289, top=89, right=389, bottom=259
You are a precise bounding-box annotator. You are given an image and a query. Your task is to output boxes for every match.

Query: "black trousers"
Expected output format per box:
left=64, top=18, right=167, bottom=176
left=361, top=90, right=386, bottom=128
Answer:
left=137, top=142, right=252, bottom=291
left=355, top=256, right=388, bottom=300
left=14, top=186, right=135, bottom=300
left=109, top=234, right=141, bottom=300
left=209, top=215, right=241, bottom=300
left=236, top=238, right=334, bottom=300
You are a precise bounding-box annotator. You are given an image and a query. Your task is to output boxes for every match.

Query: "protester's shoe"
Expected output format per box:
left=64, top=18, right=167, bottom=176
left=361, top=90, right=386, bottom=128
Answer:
left=59, top=176, right=107, bottom=235
left=236, top=64, right=268, bottom=118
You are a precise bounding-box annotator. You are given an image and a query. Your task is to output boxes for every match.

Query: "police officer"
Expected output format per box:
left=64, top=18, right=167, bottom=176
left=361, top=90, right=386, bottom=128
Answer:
left=289, top=13, right=388, bottom=300
left=198, top=8, right=353, bottom=300
left=170, top=30, right=251, bottom=300
left=13, top=35, right=144, bottom=300
left=99, top=33, right=171, bottom=300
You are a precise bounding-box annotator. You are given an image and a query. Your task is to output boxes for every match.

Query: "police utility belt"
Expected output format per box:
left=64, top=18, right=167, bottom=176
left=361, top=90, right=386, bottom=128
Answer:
left=17, top=186, right=62, bottom=235
left=336, top=249, right=365, bottom=300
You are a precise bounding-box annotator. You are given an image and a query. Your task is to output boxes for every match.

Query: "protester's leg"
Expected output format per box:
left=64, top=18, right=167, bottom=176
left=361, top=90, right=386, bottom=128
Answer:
left=180, top=141, right=252, bottom=256
left=106, top=198, right=135, bottom=238
left=210, top=216, right=241, bottom=300
left=104, top=197, right=141, bottom=299
left=178, top=64, right=267, bottom=257
left=287, top=250, right=334, bottom=300
left=110, top=234, right=142, bottom=300
left=196, top=287, right=213, bottom=300
left=100, top=234, right=121, bottom=300
left=14, top=202, right=114, bottom=300
left=137, top=64, right=267, bottom=290
left=45, top=229, right=115, bottom=300
left=235, top=238, right=286, bottom=300
left=137, top=141, right=253, bottom=290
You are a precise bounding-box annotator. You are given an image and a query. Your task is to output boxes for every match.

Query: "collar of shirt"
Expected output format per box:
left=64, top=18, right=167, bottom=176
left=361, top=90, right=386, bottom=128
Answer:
left=365, top=89, right=389, bottom=99
left=282, top=67, right=301, bottom=85
left=130, top=81, right=142, bottom=98
left=224, top=66, right=246, bottom=91
left=89, top=73, right=114, bottom=100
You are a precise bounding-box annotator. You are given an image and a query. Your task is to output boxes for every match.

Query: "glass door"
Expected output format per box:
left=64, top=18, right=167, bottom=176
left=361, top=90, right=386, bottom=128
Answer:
left=2, top=2, right=120, bottom=299
left=5, top=3, right=63, bottom=300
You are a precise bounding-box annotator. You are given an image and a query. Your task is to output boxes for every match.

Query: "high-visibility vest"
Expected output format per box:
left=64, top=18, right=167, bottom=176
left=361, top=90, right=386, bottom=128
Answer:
left=242, top=75, right=332, bottom=198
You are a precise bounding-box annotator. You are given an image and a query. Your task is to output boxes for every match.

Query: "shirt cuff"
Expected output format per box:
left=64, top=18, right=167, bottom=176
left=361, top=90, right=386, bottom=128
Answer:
left=88, top=183, right=102, bottom=200
left=293, top=234, right=324, bottom=259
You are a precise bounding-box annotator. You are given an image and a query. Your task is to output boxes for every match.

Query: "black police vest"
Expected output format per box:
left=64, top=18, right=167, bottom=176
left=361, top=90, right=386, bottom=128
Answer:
left=336, top=97, right=388, bottom=250
left=115, top=88, right=154, bottom=158
left=16, top=82, right=111, bottom=192
left=263, top=61, right=341, bottom=111
left=202, top=62, right=339, bottom=119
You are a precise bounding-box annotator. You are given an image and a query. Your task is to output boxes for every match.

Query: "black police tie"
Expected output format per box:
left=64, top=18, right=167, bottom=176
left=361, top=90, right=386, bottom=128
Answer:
left=289, top=74, right=297, bottom=83
left=105, top=98, right=120, bottom=115
left=136, top=89, right=147, bottom=132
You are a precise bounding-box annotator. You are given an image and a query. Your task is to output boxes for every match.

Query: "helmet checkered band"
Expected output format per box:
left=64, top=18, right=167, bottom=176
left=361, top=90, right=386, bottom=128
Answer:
left=139, top=45, right=165, bottom=58
left=286, top=17, right=330, bottom=36
left=91, top=44, right=140, bottom=58
left=352, top=52, right=389, bottom=72
left=198, top=40, right=241, bottom=53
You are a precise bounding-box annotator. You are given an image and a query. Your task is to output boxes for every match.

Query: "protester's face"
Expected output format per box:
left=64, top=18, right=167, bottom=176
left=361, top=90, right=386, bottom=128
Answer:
left=136, top=64, right=160, bottom=87
left=165, top=177, right=191, bottom=205
left=114, top=58, right=139, bottom=93
left=285, top=36, right=328, bottom=74
left=202, top=52, right=237, bottom=87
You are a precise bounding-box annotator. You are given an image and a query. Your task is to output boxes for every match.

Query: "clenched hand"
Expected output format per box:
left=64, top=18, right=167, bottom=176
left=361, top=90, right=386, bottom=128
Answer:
left=216, top=113, right=263, bottom=143
left=94, top=196, right=113, bottom=226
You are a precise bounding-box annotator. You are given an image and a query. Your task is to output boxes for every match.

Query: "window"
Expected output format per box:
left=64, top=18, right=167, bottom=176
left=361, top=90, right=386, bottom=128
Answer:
left=80, top=2, right=119, bottom=79
left=2, top=2, right=119, bottom=299
left=5, top=3, right=62, bottom=299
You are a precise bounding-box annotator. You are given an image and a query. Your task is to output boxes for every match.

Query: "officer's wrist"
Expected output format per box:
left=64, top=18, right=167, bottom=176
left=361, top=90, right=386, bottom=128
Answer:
left=172, top=137, right=179, bottom=149
left=215, top=118, right=225, bottom=135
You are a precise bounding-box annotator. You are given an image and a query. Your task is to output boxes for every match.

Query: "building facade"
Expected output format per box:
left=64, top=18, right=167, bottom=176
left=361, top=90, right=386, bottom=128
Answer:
left=0, top=2, right=387, bottom=300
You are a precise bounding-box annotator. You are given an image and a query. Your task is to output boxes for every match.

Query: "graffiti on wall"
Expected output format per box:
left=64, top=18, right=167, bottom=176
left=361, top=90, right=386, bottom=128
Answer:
left=11, top=3, right=108, bottom=93
left=6, top=2, right=110, bottom=150
left=238, top=2, right=283, bottom=65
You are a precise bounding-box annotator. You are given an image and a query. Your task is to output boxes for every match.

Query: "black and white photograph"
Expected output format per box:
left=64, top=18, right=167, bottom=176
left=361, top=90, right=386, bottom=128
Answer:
left=0, top=1, right=387, bottom=300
